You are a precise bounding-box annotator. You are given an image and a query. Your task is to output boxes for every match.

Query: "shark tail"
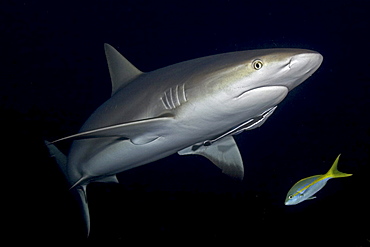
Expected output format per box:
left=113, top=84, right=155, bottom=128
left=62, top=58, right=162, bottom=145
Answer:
left=44, top=141, right=91, bottom=237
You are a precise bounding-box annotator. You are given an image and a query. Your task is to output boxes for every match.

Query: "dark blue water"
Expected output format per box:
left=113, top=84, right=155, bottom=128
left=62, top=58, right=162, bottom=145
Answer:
left=2, top=1, right=369, bottom=245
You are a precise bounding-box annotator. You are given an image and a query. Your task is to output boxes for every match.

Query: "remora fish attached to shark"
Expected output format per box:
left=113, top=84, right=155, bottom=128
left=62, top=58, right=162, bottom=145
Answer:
left=46, top=44, right=323, bottom=235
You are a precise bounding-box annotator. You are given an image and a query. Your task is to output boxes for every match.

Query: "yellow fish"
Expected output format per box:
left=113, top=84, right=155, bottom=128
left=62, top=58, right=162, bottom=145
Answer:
left=285, top=154, right=352, bottom=205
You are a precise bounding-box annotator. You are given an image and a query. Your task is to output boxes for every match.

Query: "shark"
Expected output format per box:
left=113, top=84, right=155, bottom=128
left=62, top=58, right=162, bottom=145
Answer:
left=46, top=44, right=323, bottom=236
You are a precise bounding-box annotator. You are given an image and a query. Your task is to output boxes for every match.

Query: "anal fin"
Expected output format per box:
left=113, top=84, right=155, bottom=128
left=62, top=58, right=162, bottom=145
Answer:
left=95, top=175, right=119, bottom=184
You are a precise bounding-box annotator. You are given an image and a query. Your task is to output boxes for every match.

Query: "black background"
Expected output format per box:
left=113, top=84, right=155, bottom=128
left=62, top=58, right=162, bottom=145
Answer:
left=1, top=0, right=369, bottom=245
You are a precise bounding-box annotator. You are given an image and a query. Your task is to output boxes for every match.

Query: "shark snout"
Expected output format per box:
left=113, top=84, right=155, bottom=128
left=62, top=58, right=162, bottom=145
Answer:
left=286, top=51, right=323, bottom=90
left=289, top=52, right=323, bottom=71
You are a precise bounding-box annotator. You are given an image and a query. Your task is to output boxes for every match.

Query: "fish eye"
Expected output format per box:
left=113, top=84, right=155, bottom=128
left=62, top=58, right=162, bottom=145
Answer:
left=288, top=195, right=293, bottom=199
left=252, top=59, right=263, bottom=70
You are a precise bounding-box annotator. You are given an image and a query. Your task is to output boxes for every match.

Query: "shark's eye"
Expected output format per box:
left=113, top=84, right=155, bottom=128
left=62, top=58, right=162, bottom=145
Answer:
left=252, top=59, right=263, bottom=70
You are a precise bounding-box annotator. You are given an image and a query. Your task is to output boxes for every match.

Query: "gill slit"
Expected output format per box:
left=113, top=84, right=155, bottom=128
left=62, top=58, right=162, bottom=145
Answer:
left=168, top=87, right=175, bottom=109
left=174, top=85, right=180, bottom=107
left=163, top=91, right=171, bottom=109
left=161, top=83, right=188, bottom=110
left=181, top=83, right=187, bottom=102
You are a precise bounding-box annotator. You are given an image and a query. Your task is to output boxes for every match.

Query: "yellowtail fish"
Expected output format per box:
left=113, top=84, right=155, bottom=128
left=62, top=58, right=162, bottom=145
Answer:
left=285, top=154, right=352, bottom=205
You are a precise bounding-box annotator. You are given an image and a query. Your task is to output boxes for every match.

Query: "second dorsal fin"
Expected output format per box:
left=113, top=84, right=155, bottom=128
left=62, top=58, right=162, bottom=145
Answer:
left=104, top=43, right=143, bottom=96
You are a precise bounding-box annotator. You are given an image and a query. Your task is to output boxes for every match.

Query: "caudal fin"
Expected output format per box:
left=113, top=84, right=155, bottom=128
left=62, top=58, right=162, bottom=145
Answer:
left=326, top=154, right=353, bottom=178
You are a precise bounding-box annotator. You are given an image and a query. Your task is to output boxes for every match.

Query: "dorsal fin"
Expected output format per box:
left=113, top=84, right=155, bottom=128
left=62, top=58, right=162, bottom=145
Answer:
left=104, top=43, right=143, bottom=96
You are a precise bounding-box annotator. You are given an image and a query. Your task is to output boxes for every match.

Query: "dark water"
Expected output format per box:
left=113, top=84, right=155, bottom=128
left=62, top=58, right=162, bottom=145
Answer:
left=2, top=1, right=369, bottom=245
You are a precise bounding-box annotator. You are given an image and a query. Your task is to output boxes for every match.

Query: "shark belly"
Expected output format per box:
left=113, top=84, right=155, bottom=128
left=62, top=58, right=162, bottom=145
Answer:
left=66, top=131, right=198, bottom=185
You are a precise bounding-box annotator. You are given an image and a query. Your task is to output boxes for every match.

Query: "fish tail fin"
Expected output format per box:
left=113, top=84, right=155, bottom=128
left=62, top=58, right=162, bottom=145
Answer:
left=327, top=154, right=353, bottom=178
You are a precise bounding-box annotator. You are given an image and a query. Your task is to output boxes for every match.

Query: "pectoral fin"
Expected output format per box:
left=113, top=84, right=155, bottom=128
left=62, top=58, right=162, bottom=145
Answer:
left=307, top=196, right=316, bottom=200
left=178, top=136, right=244, bottom=180
left=51, top=115, right=174, bottom=145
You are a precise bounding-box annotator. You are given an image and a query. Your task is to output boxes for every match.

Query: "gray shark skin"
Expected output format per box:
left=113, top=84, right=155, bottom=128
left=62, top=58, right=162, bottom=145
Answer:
left=46, top=44, right=323, bottom=236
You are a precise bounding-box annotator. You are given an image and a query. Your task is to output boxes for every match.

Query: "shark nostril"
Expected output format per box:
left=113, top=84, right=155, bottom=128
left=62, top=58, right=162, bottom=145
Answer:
left=288, top=58, right=292, bottom=69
